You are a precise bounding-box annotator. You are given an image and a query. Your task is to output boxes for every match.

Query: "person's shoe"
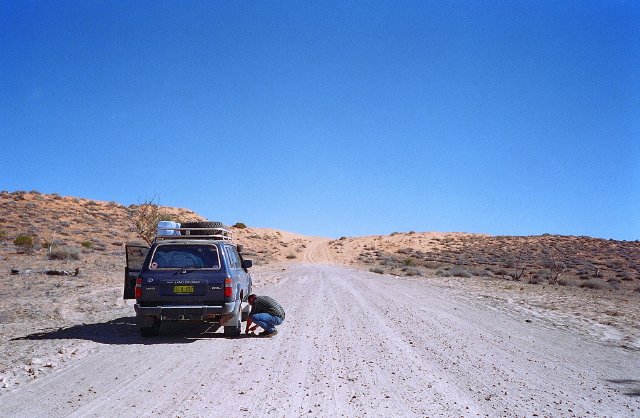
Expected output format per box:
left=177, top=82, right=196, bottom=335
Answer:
left=259, top=329, right=278, bottom=337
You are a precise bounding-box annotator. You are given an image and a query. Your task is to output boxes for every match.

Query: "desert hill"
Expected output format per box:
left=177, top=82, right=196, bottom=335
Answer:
left=331, top=231, right=640, bottom=291
left=1, top=190, right=639, bottom=291
left=0, top=190, right=315, bottom=265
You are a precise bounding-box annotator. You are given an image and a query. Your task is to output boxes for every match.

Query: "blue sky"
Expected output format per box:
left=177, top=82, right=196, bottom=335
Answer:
left=1, top=1, right=638, bottom=240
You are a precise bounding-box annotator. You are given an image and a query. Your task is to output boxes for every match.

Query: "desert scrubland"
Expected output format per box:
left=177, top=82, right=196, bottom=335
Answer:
left=0, top=191, right=638, bottom=416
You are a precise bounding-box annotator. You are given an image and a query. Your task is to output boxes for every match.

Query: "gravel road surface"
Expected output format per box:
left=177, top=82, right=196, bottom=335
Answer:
left=0, top=264, right=638, bottom=417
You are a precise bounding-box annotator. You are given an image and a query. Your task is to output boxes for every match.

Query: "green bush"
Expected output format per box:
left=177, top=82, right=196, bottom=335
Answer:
left=233, top=222, right=247, bottom=229
left=81, top=240, right=93, bottom=249
left=0, top=228, right=6, bottom=241
left=48, top=246, right=81, bottom=260
left=14, top=235, right=34, bottom=254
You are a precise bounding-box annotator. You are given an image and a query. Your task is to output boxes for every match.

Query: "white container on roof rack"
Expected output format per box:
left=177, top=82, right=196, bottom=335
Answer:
left=157, top=221, right=181, bottom=236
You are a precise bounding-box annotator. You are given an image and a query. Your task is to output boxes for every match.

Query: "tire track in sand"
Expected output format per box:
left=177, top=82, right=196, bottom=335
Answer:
left=303, top=239, right=335, bottom=264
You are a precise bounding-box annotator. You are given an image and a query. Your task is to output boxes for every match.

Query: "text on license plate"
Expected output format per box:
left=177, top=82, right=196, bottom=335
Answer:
left=174, top=285, right=194, bottom=294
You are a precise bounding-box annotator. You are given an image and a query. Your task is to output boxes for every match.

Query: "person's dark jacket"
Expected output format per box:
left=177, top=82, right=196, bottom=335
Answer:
left=250, top=296, right=285, bottom=320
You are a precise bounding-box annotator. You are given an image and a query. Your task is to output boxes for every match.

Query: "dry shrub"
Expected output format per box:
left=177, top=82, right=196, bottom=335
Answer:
left=493, top=268, right=510, bottom=276
left=557, top=278, right=580, bottom=287
left=528, top=276, right=544, bottom=285
left=48, top=246, right=81, bottom=260
left=579, top=279, right=608, bottom=290
left=423, top=261, right=441, bottom=269
left=438, top=266, right=471, bottom=278
left=369, top=267, right=384, bottom=274
left=533, top=269, right=551, bottom=281
left=619, top=272, right=633, bottom=282
left=401, top=267, right=421, bottom=276
left=470, top=267, right=494, bottom=277
left=451, top=266, right=472, bottom=278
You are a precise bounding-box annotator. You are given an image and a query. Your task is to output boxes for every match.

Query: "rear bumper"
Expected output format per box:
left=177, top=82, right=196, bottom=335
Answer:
left=135, top=301, right=236, bottom=321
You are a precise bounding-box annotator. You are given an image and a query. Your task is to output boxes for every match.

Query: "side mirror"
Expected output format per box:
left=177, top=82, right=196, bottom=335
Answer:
left=242, top=259, right=253, bottom=269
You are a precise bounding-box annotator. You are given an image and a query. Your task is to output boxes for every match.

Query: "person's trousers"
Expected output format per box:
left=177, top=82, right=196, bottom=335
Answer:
left=250, top=313, right=284, bottom=332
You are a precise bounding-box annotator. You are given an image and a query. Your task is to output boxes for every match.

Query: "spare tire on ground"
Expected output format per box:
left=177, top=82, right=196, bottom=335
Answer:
left=181, top=221, right=226, bottom=236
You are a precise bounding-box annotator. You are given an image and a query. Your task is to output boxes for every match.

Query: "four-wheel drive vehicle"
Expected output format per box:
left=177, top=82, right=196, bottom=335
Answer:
left=123, top=221, right=253, bottom=337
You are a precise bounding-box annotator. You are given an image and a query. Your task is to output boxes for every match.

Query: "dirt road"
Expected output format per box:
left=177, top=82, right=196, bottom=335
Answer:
left=0, top=264, right=638, bottom=417
left=303, top=238, right=335, bottom=264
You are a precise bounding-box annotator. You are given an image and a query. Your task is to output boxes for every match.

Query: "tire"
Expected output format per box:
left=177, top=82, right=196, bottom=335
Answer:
left=224, top=323, right=241, bottom=337
left=139, top=318, right=161, bottom=337
left=181, top=221, right=225, bottom=236
left=224, top=301, right=242, bottom=337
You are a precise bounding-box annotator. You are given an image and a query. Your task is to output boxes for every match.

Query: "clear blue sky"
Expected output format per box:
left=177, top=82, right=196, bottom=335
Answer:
left=1, top=1, right=638, bottom=240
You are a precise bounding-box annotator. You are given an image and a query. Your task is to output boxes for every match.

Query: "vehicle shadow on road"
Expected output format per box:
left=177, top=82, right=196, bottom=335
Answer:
left=11, top=316, right=255, bottom=345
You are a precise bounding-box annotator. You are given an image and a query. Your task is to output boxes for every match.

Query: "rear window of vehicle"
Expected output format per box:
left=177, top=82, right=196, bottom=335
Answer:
left=149, top=244, right=221, bottom=270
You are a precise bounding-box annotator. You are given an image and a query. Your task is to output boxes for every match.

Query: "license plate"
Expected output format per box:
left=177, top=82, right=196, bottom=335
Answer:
left=174, top=285, right=194, bottom=294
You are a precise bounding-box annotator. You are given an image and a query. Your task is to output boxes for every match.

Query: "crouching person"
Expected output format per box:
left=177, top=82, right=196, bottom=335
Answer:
left=245, top=294, right=285, bottom=337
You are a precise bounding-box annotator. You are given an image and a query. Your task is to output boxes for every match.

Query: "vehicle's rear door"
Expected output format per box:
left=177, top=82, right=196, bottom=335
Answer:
left=124, top=244, right=149, bottom=299
left=139, top=243, right=226, bottom=303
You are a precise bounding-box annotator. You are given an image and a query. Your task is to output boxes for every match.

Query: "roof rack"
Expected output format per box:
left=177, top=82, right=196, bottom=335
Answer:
left=154, top=226, right=232, bottom=242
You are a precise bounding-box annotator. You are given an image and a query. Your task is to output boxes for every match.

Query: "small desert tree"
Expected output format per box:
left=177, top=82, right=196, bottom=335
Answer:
left=544, top=256, right=567, bottom=285
left=506, top=246, right=528, bottom=281
left=131, top=197, right=180, bottom=245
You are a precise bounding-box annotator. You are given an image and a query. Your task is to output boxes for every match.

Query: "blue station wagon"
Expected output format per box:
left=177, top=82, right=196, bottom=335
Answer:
left=124, top=221, right=252, bottom=337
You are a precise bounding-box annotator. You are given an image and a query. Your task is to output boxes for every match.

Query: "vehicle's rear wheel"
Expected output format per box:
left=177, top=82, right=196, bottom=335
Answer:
left=140, top=318, right=161, bottom=337
left=224, top=301, right=242, bottom=337
left=181, top=221, right=226, bottom=236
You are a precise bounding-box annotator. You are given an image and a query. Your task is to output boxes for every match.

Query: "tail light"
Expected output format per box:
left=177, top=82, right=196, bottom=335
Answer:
left=224, top=277, right=233, bottom=298
left=135, top=278, right=142, bottom=299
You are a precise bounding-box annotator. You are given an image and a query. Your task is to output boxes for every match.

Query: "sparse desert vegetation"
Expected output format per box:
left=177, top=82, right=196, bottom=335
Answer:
left=330, top=231, right=640, bottom=292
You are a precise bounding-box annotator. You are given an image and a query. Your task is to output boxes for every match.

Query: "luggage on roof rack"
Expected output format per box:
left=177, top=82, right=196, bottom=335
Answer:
left=154, top=221, right=232, bottom=241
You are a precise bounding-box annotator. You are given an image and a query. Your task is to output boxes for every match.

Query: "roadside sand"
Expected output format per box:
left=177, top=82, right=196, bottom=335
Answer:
left=0, top=263, right=638, bottom=416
